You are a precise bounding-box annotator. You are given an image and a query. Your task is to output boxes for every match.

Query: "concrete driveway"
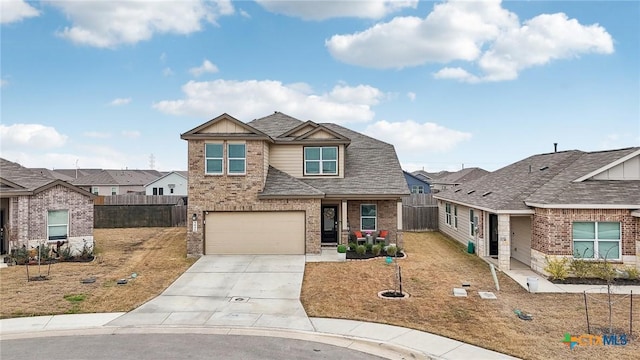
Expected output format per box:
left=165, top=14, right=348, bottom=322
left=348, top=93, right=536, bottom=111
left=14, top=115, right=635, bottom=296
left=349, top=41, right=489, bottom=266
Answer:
left=108, top=255, right=313, bottom=331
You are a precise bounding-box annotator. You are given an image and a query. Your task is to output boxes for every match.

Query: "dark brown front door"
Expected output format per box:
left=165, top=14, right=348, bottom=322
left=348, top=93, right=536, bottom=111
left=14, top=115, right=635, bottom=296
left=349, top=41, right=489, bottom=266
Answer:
left=321, top=205, right=338, bottom=244
left=489, top=214, right=498, bottom=257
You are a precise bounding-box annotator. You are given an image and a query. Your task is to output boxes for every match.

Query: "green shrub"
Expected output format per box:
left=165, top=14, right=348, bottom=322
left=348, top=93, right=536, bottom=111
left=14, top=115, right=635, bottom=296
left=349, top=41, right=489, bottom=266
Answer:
left=386, top=245, right=398, bottom=257
left=11, top=247, right=29, bottom=265
left=348, top=242, right=357, bottom=251
left=544, top=257, right=569, bottom=281
left=356, top=245, right=366, bottom=255
left=371, top=244, right=381, bottom=256
left=365, top=243, right=373, bottom=252
left=569, top=258, right=594, bottom=278
left=593, top=261, right=616, bottom=281
left=59, top=245, right=74, bottom=261
left=625, top=267, right=639, bottom=280
left=337, top=244, right=347, bottom=253
left=79, top=241, right=93, bottom=260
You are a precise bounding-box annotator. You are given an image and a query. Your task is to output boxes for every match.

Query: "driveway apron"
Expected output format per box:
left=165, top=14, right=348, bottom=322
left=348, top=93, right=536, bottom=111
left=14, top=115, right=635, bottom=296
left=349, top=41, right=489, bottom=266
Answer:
left=108, top=255, right=313, bottom=331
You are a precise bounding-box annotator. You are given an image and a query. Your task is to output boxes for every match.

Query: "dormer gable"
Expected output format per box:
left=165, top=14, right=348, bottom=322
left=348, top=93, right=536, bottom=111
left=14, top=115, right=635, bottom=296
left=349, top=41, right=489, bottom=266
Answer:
left=279, top=121, right=320, bottom=138
left=574, top=149, right=640, bottom=182
left=180, top=113, right=271, bottom=141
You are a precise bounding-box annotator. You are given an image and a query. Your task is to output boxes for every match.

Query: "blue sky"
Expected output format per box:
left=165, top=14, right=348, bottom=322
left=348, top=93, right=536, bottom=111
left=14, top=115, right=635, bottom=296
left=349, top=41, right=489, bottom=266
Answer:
left=1, top=0, right=638, bottom=172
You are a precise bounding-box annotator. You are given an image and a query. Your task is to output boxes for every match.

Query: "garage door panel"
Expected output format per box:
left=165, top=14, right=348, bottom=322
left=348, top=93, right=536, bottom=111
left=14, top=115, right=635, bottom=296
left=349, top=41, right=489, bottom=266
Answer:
left=205, top=211, right=305, bottom=255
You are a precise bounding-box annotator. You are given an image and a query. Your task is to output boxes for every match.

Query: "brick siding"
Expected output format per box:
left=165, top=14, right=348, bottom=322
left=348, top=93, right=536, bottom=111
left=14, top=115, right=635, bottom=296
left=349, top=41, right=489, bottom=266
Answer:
left=347, top=200, right=402, bottom=248
left=8, top=185, right=94, bottom=254
left=532, top=208, right=637, bottom=257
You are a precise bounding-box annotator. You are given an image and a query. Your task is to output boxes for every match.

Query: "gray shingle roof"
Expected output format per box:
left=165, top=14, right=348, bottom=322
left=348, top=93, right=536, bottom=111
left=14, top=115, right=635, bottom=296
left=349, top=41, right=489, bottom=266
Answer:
left=434, top=167, right=489, bottom=185
left=71, top=169, right=162, bottom=186
left=248, top=112, right=409, bottom=197
left=0, top=158, right=54, bottom=190
left=435, top=147, right=640, bottom=211
left=259, top=166, right=325, bottom=198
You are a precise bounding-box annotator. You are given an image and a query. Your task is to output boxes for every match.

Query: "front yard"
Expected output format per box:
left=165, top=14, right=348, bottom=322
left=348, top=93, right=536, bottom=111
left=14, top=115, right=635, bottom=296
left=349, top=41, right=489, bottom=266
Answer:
left=301, top=232, right=639, bottom=360
left=1, top=228, right=637, bottom=360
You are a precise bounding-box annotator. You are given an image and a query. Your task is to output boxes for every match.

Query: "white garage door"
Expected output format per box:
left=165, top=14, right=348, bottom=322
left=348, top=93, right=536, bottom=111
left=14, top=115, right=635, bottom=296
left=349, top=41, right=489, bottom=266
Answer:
left=205, top=211, right=305, bottom=255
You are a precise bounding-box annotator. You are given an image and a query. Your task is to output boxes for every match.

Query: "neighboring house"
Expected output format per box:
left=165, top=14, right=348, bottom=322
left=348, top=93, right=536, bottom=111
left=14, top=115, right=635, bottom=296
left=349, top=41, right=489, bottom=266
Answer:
left=403, top=171, right=432, bottom=194
left=433, top=147, right=640, bottom=274
left=181, top=112, right=409, bottom=256
left=411, top=169, right=450, bottom=184
left=429, top=167, right=489, bottom=192
left=0, top=158, right=95, bottom=255
left=144, top=171, right=188, bottom=196
left=71, top=169, right=163, bottom=195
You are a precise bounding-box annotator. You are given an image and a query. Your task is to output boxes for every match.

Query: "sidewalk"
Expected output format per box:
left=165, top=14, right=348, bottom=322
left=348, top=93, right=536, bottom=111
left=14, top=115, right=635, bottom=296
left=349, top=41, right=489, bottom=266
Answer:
left=0, top=313, right=517, bottom=360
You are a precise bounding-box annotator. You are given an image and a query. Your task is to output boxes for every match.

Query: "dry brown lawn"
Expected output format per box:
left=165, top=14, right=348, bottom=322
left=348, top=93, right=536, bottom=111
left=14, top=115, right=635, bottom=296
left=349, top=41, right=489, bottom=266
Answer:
left=0, top=227, right=195, bottom=318
left=2, top=229, right=638, bottom=359
left=301, top=232, right=640, bottom=360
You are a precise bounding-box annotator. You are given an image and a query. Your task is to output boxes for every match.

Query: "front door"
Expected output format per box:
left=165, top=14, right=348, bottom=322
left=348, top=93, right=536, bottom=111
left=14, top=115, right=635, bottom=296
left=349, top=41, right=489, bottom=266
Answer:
left=321, top=205, right=338, bottom=244
left=489, top=214, right=498, bottom=257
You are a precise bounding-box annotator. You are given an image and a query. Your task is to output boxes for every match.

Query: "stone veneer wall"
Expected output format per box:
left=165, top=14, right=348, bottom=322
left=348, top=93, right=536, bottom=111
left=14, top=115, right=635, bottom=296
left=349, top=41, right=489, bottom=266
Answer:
left=186, top=139, right=321, bottom=257
left=347, top=200, right=402, bottom=248
left=9, top=185, right=94, bottom=254
left=532, top=208, right=639, bottom=272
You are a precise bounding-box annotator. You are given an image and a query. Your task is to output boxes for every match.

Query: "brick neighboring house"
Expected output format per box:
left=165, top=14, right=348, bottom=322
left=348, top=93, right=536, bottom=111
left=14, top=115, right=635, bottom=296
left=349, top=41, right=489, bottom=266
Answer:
left=0, top=158, right=95, bottom=255
left=433, top=147, right=640, bottom=274
left=181, top=112, right=409, bottom=256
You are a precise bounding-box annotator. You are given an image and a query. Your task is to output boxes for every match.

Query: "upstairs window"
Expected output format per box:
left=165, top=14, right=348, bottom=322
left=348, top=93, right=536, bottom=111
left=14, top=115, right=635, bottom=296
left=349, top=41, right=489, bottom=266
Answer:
left=205, top=143, right=223, bottom=174
left=411, top=185, right=424, bottom=194
left=228, top=143, right=246, bottom=175
left=91, top=187, right=99, bottom=195
left=48, top=210, right=68, bottom=241
left=304, top=146, right=337, bottom=175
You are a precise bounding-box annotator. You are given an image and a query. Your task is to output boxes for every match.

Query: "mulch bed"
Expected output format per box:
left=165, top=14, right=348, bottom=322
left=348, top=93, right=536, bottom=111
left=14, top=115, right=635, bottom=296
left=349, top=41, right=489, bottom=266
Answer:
left=346, top=251, right=406, bottom=260
left=550, top=277, right=640, bottom=285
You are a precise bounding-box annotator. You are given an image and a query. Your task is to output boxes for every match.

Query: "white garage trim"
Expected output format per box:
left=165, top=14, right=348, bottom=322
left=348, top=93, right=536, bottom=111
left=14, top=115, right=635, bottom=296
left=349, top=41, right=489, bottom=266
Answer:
left=205, top=211, right=305, bottom=255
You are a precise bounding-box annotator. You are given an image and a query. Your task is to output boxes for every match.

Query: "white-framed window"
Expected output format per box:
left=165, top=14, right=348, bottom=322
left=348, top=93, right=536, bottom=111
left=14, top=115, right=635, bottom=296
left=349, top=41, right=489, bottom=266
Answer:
left=573, top=222, right=621, bottom=260
left=470, top=209, right=477, bottom=237
left=91, top=187, right=99, bottom=195
left=205, top=143, right=224, bottom=174
left=48, top=210, right=68, bottom=241
left=360, top=204, right=377, bottom=231
left=445, top=203, right=452, bottom=226
left=111, top=187, right=117, bottom=195
left=228, top=143, right=246, bottom=175
left=453, top=205, right=458, bottom=229
left=304, top=146, right=338, bottom=175
left=411, top=185, right=424, bottom=194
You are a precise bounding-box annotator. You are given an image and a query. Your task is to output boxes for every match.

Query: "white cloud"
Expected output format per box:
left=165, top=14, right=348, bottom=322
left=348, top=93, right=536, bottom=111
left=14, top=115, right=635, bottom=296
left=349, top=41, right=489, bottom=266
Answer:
left=239, top=9, right=251, bottom=19
left=0, top=78, right=8, bottom=87
left=256, top=0, right=417, bottom=21
left=364, top=119, right=472, bottom=156
left=163, top=67, right=174, bottom=76
left=0, top=124, right=68, bottom=149
left=153, top=79, right=384, bottom=124
left=1, top=0, right=40, bottom=24
left=160, top=52, right=167, bottom=63
left=51, top=0, right=235, bottom=48
left=407, top=92, right=416, bottom=101
left=121, top=130, right=141, bottom=139
left=83, top=131, right=111, bottom=139
left=109, top=97, right=132, bottom=106
left=326, top=0, right=613, bottom=82
left=189, top=59, right=219, bottom=77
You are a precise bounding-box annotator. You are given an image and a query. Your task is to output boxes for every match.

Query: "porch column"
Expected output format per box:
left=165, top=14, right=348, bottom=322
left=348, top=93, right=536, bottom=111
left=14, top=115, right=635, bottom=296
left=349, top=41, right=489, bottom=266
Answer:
left=341, top=200, right=348, bottom=244
left=498, top=214, right=511, bottom=270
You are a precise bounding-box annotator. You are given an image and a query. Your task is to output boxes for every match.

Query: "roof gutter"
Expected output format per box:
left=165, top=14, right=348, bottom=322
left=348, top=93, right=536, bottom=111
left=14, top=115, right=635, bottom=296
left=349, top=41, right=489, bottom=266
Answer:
left=432, top=195, right=535, bottom=215
left=525, top=202, right=640, bottom=209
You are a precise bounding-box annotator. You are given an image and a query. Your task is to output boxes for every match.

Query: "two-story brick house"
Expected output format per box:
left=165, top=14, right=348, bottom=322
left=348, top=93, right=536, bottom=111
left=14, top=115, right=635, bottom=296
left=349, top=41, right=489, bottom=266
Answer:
left=434, top=147, right=640, bottom=274
left=0, top=158, right=95, bottom=255
left=181, top=112, right=409, bottom=256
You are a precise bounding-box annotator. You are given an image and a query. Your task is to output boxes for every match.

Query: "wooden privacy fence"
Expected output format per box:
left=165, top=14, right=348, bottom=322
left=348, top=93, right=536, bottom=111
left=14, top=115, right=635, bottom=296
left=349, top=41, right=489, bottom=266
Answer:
left=94, top=205, right=187, bottom=228
left=402, top=193, right=438, bottom=231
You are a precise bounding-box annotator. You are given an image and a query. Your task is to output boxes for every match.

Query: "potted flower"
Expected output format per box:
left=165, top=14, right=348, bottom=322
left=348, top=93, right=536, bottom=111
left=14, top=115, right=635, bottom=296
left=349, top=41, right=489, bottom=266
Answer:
left=337, top=244, right=347, bottom=261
